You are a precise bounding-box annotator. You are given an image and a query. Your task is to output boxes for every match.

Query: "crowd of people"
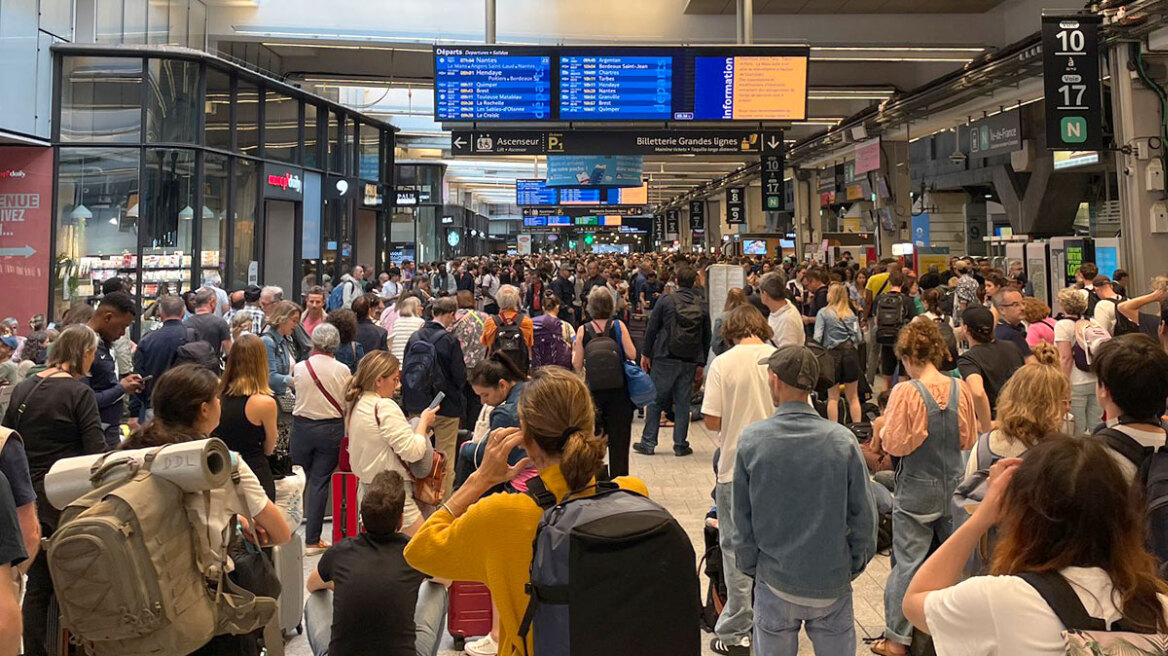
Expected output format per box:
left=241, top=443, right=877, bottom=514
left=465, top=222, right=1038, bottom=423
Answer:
left=1, top=249, right=1168, bottom=656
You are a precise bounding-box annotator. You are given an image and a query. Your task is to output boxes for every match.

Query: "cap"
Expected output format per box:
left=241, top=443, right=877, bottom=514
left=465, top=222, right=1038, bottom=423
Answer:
left=243, top=284, right=262, bottom=302
left=1093, top=275, right=1113, bottom=287
left=962, top=307, right=995, bottom=337
left=758, top=345, right=820, bottom=391
left=0, top=336, right=17, bottom=350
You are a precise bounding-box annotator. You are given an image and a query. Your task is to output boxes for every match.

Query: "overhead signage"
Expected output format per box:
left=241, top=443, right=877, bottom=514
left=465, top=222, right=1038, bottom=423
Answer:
left=516, top=179, right=559, bottom=206
left=689, top=200, right=705, bottom=232
left=441, top=216, right=455, bottom=224
left=762, top=151, right=785, bottom=211
left=546, top=156, right=643, bottom=188
left=1042, top=14, right=1103, bottom=150
left=325, top=175, right=356, bottom=201
left=434, top=45, right=809, bottom=123
left=967, top=110, right=1024, bottom=159
left=453, top=130, right=762, bottom=156
left=853, top=138, right=881, bottom=175
left=653, top=214, right=665, bottom=240
left=394, top=189, right=419, bottom=206
left=361, top=183, right=383, bottom=207
left=761, top=131, right=784, bottom=155
left=523, top=206, right=645, bottom=217
left=726, top=187, right=746, bottom=225
left=665, top=210, right=680, bottom=238
left=0, top=147, right=51, bottom=325
left=264, top=165, right=304, bottom=200
left=516, top=178, right=649, bottom=207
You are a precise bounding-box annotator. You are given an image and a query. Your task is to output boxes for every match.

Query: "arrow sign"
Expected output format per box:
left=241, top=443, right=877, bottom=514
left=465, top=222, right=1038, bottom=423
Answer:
left=453, top=136, right=467, bottom=150
left=0, top=245, right=36, bottom=258
left=762, top=130, right=785, bottom=155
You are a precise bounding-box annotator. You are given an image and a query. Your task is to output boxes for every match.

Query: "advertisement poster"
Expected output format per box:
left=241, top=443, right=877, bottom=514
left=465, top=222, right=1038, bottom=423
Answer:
left=546, top=156, right=643, bottom=188
left=517, top=234, right=532, bottom=255
left=0, top=147, right=53, bottom=326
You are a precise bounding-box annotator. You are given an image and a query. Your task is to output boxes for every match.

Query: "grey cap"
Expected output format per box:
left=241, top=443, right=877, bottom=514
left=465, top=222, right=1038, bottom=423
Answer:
left=758, top=345, right=820, bottom=391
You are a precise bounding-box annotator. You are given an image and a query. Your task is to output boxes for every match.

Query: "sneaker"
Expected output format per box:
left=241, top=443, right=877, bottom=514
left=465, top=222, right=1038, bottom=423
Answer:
left=710, top=637, right=751, bottom=656
left=306, top=540, right=331, bottom=555
left=674, top=445, right=694, bottom=457
left=465, top=634, right=498, bottom=656
left=632, top=442, right=655, bottom=456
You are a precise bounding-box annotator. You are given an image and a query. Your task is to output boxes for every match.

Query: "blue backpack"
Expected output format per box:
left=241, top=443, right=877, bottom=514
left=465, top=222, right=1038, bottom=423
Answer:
left=326, top=281, right=349, bottom=311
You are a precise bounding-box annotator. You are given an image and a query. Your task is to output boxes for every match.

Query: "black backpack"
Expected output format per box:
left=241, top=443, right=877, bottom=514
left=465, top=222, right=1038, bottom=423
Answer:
left=804, top=339, right=837, bottom=396
left=698, top=509, right=726, bottom=634
left=1092, top=425, right=1168, bottom=574
left=583, top=322, right=625, bottom=392
left=668, top=294, right=704, bottom=361
left=491, top=314, right=531, bottom=375
left=402, top=332, right=443, bottom=411
left=875, top=292, right=911, bottom=345
left=1111, top=301, right=1142, bottom=337
left=174, top=328, right=221, bottom=373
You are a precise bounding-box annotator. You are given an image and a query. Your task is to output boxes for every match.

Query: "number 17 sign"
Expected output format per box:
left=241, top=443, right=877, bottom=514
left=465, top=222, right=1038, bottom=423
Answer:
left=1042, top=13, right=1103, bottom=151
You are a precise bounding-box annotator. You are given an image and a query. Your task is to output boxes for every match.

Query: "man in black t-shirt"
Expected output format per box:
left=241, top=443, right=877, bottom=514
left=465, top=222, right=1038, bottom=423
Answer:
left=184, top=289, right=232, bottom=360
left=957, top=307, right=1024, bottom=434
left=305, top=471, right=447, bottom=656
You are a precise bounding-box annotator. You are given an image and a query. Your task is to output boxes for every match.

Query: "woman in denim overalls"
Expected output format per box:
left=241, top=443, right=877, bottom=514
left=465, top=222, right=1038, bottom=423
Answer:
left=871, top=320, right=977, bottom=656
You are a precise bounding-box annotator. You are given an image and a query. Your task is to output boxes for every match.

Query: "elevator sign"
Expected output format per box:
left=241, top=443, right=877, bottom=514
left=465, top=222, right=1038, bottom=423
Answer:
left=1042, top=14, right=1103, bottom=151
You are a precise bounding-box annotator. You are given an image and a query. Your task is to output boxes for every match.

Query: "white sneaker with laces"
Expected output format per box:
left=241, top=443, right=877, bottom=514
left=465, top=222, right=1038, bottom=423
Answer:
left=464, top=634, right=498, bottom=656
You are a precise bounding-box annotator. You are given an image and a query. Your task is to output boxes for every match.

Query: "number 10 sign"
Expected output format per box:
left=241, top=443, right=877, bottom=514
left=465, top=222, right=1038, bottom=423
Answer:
left=1042, top=13, right=1103, bottom=151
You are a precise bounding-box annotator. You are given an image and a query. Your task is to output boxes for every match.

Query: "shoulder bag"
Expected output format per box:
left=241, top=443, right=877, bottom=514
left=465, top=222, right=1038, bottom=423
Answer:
left=375, top=404, right=446, bottom=506
left=614, top=320, right=656, bottom=407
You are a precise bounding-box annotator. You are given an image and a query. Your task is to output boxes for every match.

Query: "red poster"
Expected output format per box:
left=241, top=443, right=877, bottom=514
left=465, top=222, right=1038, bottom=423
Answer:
left=0, top=147, right=53, bottom=327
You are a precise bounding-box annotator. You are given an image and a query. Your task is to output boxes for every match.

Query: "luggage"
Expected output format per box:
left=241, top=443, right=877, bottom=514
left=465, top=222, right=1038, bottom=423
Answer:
left=448, top=581, right=494, bottom=651
left=271, top=527, right=305, bottom=637
left=698, top=510, right=726, bottom=633
left=331, top=472, right=360, bottom=544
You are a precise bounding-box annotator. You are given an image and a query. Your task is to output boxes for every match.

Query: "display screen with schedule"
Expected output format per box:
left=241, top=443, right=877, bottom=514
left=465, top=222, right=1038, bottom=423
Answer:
left=434, top=45, right=809, bottom=122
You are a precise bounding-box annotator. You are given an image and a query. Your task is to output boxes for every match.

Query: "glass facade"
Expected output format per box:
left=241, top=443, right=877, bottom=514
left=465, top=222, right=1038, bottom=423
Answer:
left=50, top=48, right=396, bottom=325
left=94, top=0, right=206, bottom=48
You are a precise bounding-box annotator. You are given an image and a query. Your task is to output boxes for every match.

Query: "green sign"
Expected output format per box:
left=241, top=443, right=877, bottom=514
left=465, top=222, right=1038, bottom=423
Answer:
left=584, top=235, right=594, bottom=245
left=1060, top=116, right=1088, bottom=144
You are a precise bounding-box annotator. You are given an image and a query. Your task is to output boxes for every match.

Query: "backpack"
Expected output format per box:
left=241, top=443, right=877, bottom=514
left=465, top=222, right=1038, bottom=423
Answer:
left=326, top=281, right=350, bottom=311
left=491, top=313, right=531, bottom=375
left=583, top=321, right=625, bottom=392
left=175, top=327, right=221, bottom=373
left=1073, top=318, right=1111, bottom=371
left=935, top=317, right=959, bottom=371
left=938, top=286, right=956, bottom=316
left=804, top=338, right=837, bottom=396
left=951, top=433, right=1005, bottom=576
left=1112, top=302, right=1142, bottom=337
left=48, top=442, right=276, bottom=656
left=1020, top=570, right=1168, bottom=655
left=402, top=332, right=443, bottom=406
left=531, top=314, right=572, bottom=370
left=669, top=294, right=704, bottom=361
left=518, top=478, right=700, bottom=656
left=1092, top=426, right=1168, bottom=573
left=452, top=311, right=488, bottom=370
left=698, top=509, right=726, bottom=634
left=875, top=292, right=911, bottom=345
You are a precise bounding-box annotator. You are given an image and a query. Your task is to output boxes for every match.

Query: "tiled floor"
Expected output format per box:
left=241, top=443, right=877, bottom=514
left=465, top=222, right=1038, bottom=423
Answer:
left=286, top=417, right=890, bottom=656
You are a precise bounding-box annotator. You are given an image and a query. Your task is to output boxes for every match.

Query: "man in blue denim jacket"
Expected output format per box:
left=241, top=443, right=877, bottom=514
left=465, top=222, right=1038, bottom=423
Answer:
left=732, top=345, right=877, bottom=656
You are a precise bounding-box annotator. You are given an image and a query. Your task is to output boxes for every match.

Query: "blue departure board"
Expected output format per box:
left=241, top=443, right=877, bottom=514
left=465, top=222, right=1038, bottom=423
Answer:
left=434, top=48, right=551, bottom=121
left=559, top=55, right=673, bottom=120
left=558, top=188, right=604, bottom=204
left=516, top=179, right=559, bottom=206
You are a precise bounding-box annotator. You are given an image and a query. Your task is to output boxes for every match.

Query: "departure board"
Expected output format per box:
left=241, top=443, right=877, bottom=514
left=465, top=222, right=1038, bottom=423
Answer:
left=516, top=179, right=558, bottom=206
left=434, top=47, right=552, bottom=121
left=560, top=55, right=674, bottom=120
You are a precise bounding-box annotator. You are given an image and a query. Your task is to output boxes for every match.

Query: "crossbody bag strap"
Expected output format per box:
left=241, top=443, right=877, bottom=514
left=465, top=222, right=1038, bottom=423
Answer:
left=12, top=375, right=51, bottom=432
left=305, top=358, right=344, bottom=416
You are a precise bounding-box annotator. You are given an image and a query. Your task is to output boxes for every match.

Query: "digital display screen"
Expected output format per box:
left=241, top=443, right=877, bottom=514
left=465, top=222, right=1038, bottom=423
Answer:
left=434, top=48, right=551, bottom=121
left=523, top=216, right=548, bottom=227
left=743, top=239, right=768, bottom=255
left=516, top=179, right=558, bottom=206
left=516, top=179, right=649, bottom=206
left=433, top=46, right=808, bottom=122
left=547, top=215, right=572, bottom=227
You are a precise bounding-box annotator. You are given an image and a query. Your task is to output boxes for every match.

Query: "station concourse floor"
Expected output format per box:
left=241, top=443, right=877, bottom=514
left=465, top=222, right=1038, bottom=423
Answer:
left=286, top=416, right=891, bottom=656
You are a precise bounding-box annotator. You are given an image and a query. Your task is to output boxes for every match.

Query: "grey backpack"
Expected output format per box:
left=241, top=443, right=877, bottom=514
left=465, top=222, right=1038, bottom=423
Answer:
left=517, top=478, right=700, bottom=656
left=47, top=445, right=276, bottom=656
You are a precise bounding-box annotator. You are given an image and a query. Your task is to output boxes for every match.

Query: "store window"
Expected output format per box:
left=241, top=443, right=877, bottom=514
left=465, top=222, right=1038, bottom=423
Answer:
left=304, top=104, right=320, bottom=169
left=60, top=56, right=142, bottom=143
left=141, top=148, right=195, bottom=308
left=55, top=147, right=140, bottom=313
left=96, top=0, right=124, bottom=43
left=231, top=158, right=258, bottom=288
left=202, top=153, right=229, bottom=287
left=264, top=90, right=299, bottom=164
left=147, top=58, right=199, bottom=144
left=359, top=124, right=379, bottom=180
left=327, top=111, right=342, bottom=172
left=204, top=67, right=232, bottom=151
left=237, top=80, right=260, bottom=156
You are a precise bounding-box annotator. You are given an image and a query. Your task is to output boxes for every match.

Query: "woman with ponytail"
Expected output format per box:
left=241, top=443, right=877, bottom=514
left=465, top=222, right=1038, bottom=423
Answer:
left=345, top=350, right=438, bottom=536
left=404, top=367, right=648, bottom=656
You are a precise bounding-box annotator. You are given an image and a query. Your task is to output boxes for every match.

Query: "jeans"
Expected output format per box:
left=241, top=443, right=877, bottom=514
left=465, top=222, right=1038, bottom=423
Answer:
left=754, top=584, right=855, bottom=656
left=1071, top=381, right=1102, bottom=435
left=291, top=416, right=344, bottom=544
left=714, top=482, right=754, bottom=646
left=639, top=358, right=697, bottom=451
left=304, top=581, right=449, bottom=656
left=883, top=493, right=954, bottom=645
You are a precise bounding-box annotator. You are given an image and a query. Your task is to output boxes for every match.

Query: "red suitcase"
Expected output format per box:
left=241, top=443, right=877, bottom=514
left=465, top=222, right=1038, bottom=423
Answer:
left=448, top=581, right=494, bottom=651
left=331, top=471, right=360, bottom=544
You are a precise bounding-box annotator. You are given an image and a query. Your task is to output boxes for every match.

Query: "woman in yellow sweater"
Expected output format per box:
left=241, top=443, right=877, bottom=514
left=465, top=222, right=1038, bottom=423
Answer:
left=404, top=367, right=648, bottom=656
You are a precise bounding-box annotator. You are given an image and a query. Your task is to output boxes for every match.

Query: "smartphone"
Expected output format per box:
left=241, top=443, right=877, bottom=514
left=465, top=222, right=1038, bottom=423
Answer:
left=141, top=375, right=155, bottom=383
left=427, top=391, right=446, bottom=410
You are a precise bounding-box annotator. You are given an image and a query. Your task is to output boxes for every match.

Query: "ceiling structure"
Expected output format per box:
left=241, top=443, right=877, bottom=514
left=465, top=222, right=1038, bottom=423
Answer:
left=684, top=0, right=1009, bottom=14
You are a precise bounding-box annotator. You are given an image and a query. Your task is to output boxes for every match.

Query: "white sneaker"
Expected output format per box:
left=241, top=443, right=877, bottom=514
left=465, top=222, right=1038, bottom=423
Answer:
left=464, top=634, right=498, bottom=656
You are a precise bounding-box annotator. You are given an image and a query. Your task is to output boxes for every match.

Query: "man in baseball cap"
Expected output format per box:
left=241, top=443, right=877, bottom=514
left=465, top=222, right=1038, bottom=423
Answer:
left=731, top=344, right=877, bottom=655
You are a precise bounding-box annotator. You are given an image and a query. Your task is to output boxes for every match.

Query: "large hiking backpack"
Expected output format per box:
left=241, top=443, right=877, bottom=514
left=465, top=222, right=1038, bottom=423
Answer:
left=491, top=313, right=531, bottom=374
left=531, top=314, right=572, bottom=370
left=582, top=321, right=625, bottom=392
left=175, top=327, right=221, bottom=373
left=402, top=332, right=442, bottom=406
left=518, top=478, right=700, bottom=656
left=669, top=295, right=704, bottom=361
left=1073, top=318, right=1111, bottom=371
left=1093, top=426, right=1168, bottom=574
left=875, top=292, right=911, bottom=345
left=47, top=444, right=275, bottom=656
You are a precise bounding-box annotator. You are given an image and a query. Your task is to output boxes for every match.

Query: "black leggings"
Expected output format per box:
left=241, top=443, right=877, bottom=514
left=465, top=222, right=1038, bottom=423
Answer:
left=592, top=388, right=635, bottom=478
left=23, top=549, right=53, bottom=656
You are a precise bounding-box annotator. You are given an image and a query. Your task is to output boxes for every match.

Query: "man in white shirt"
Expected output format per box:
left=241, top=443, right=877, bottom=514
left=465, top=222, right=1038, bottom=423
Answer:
left=380, top=269, right=402, bottom=304
left=760, top=272, right=804, bottom=349
left=1089, top=275, right=1123, bottom=335
left=701, top=306, right=777, bottom=656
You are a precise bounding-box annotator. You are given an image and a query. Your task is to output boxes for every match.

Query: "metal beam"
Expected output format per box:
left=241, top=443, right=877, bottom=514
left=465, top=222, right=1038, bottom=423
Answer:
left=485, top=0, right=496, bottom=44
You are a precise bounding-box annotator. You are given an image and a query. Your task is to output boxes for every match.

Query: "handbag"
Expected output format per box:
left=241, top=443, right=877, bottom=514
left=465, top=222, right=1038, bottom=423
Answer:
left=614, top=320, right=656, bottom=407
left=306, top=358, right=352, bottom=472
left=226, top=520, right=282, bottom=600
left=376, top=404, right=447, bottom=506
left=276, top=391, right=296, bottom=415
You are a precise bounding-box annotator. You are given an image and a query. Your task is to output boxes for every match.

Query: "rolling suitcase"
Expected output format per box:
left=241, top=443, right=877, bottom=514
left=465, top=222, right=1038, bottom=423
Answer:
left=331, top=472, right=360, bottom=544
left=448, top=581, right=493, bottom=651
left=272, top=526, right=305, bottom=637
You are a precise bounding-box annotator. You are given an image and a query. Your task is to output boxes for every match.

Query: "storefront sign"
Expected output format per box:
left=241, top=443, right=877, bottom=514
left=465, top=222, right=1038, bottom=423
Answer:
left=853, top=138, right=881, bottom=175
left=1043, top=14, right=1104, bottom=150
left=968, top=110, right=1023, bottom=159
left=441, top=216, right=455, bottom=224
left=726, top=187, right=746, bottom=225
left=394, top=189, right=419, bottom=206
left=325, top=175, right=356, bottom=201
left=362, top=183, right=383, bottom=207
left=0, top=147, right=52, bottom=326
left=264, top=165, right=305, bottom=200
left=451, top=130, right=764, bottom=156
left=689, top=201, right=705, bottom=232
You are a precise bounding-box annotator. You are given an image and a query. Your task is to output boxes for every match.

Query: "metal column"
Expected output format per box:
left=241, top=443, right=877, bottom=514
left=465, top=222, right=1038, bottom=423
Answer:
left=485, top=0, right=496, bottom=44
left=737, top=0, right=753, bottom=45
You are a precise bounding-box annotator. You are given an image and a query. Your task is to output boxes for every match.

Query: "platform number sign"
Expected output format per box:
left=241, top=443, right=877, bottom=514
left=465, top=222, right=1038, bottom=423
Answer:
left=1042, top=14, right=1103, bottom=151
left=762, top=154, right=785, bottom=211
left=666, top=210, right=681, bottom=239
left=726, top=187, right=746, bottom=225
left=689, top=201, right=705, bottom=232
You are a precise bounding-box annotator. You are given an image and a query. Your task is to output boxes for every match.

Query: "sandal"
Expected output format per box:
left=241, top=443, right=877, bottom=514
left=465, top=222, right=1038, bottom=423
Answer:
left=659, top=420, right=675, bottom=427
left=869, top=638, right=907, bottom=656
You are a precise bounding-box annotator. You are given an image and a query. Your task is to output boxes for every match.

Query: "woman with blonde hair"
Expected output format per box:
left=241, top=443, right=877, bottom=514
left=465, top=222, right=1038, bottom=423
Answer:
left=404, top=367, right=649, bottom=656
left=345, top=350, right=438, bottom=536
left=215, top=334, right=279, bottom=499
left=963, top=343, right=1069, bottom=477
left=710, top=287, right=749, bottom=359
left=814, top=282, right=863, bottom=423
left=388, top=295, right=425, bottom=364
